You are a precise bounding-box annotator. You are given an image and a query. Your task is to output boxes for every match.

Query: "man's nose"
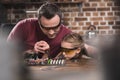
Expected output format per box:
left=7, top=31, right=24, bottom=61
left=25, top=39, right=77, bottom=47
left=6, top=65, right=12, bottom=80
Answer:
left=48, top=29, right=55, bottom=35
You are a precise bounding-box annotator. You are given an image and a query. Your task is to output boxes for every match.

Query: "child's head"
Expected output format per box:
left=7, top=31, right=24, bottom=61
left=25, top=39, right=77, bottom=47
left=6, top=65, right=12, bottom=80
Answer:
left=61, top=33, right=84, bottom=60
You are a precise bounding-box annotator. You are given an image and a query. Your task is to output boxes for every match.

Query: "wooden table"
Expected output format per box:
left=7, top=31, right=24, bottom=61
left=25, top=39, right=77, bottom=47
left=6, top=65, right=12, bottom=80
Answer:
left=27, top=57, right=101, bottom=80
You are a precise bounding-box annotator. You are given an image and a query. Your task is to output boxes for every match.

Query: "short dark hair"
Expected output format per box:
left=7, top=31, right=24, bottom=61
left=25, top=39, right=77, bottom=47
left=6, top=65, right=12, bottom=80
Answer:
left=37, top=2, right=62, bottom=20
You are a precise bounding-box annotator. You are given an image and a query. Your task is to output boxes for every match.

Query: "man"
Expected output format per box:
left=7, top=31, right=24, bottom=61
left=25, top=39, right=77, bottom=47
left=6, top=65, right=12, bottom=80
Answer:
left=7, top=2, right=97, bottom=59
left=7, top=2, right=71, bottom=58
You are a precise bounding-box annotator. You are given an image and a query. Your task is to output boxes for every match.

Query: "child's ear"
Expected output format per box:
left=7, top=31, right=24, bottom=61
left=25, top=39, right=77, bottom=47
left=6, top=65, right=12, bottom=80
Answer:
left=76, top=48, right=81, bottom=54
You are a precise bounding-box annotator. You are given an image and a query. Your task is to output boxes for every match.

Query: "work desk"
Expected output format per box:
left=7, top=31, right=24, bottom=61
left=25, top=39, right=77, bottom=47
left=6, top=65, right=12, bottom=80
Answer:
left=28, top=57, right=101, bottom=80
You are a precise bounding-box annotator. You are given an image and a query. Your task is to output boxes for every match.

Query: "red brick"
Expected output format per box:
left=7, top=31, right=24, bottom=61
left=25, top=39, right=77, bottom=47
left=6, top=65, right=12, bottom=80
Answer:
left=64, top=13, right=70, bottom=17
left=69, top=4, right=77, bottom=7
left=114, top=2, right=120, bottom=6
left=93, top=22, right=99, bottom=25
left=82, top=27, right=88, bottom=30
left=112, top=7, right=120, bottom=11
left=104, top=17, right=117, bottom=21
left=83, top=8, right=96, bottom=11
left=104, top=0, right=114, bottom=1
left=70, top=27, right=80, bottom=30
left=107, top=12, right=113, bottom=16
left=100, top=22, right=106, bottom=25
left=86, top=22, right=91, bottom=26
left=107, top=2, right=113, bottom=6
left=71, top=22, right=77, bottom=26
left=93, top=12, right=99, bottom=16
left=63, top=22, right=69, bottom=25
left=112, top=26, right=120, bottom=29
left=27, top=14, right=34, bottom=18
left=90, top=17, right=103, bottom=21
left=115, top=12, right=120, bottom=16
left=91, top=3, right=98, bottom=7
left=61, top=4, right=69, bottom=7
left=64, top=0, right=72, bottom=2
left=78, top=13, right=84, bottom=16
left=72, top=8, right=79, bottom=12
left=75, top=17, right=87, bottom=21
left=108, top=21, right=114, bottom=25
left=98, top=26, right=110, bottom=29
left=115, top=21, right=120, bottom=25
left=79, top=22, right=84, bottom=26
left=99, top=3, right=106, bottom=6
left=85, top=13, right=91, bottom=16
left=100, top=12, right=106, bottom=16
left=62, top=8, right=73, bottom=12
left=84, top=3, right=90, bottom=7
left=71, top=13, right=77, bottom=17
left=63, top=18, right=72, bottom=21
left=97, top=7, right=110, bottom=11
left=73, top=0, right=85, bottom=2
left=89, top=0, right=101, bottom=2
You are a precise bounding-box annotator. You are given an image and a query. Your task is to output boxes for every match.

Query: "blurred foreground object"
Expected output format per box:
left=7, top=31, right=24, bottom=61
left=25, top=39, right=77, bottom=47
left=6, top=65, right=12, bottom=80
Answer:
left=0, top=36, right=31, bottom=80
left=100, top=35, right=120, bottom=80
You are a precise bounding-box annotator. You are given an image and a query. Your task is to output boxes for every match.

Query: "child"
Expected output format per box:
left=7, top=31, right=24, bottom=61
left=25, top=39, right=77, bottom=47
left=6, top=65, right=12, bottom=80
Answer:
left=55, top=32, right=97, bottom=62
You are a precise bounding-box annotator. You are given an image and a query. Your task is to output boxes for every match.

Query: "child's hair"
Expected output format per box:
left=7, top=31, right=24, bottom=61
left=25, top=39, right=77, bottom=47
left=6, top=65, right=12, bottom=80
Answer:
left=62, top=32, right=84, bottom=48
left=62, top=33, right=88, bottom=60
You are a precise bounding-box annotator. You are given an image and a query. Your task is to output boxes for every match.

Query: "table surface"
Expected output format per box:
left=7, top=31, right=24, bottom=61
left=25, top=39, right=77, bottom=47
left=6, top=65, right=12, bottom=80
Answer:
left=27, top=57, right=101, bottom=80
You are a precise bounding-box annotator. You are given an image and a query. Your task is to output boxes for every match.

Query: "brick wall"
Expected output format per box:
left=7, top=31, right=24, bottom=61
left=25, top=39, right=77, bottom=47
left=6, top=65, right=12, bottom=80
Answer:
left=62, top=0, right=120, bottom=35
left=2, top=0, right=120, bottom=35
left=0, top=4, right=7, bottom=24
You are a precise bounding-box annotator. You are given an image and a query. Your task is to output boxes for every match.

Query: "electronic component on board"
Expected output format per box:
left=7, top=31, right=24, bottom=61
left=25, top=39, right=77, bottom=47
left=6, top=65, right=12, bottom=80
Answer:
left=24, top=50, right=66, bottom=66
left=25, top=58, right=66, bottom=66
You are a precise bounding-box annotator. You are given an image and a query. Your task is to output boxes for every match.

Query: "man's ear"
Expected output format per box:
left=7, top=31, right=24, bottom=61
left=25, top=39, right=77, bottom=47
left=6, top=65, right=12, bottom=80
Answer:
left=76, top=48, right=81, bottom=54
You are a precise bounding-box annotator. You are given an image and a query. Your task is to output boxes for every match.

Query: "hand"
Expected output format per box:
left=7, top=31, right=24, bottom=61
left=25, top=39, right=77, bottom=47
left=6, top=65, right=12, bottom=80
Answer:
left=34, top=41, right=50, bottom=53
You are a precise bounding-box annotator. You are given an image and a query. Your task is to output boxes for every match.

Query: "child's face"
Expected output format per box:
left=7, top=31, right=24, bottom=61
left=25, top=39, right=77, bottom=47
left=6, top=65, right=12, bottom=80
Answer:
left=61, top=41, right=81, bottom=60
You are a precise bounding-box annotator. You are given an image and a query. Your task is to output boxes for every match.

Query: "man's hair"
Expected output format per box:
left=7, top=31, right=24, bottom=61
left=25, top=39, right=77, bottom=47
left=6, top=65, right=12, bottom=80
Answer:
left=37, top=2, right=62, bottom=20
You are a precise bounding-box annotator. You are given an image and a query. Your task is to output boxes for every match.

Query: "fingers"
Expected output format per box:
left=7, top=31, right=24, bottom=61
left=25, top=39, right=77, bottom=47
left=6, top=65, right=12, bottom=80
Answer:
left=34, top=41, right=50, bottom=53
left=37, top=41, right=49, bottom=50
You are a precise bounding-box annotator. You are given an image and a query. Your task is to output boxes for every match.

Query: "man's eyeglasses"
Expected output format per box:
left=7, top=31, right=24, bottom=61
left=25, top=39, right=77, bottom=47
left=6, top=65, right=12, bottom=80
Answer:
left=38, top=21, right=61, bottom=31
left=60, top=47, right=78, bottom=54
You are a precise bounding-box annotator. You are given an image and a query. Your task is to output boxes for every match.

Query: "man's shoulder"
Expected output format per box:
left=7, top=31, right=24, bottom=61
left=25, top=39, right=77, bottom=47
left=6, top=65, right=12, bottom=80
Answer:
left=15, top=18, right=38, bottom=28
left=19, top=18, right=38, bottom=24
left=60, top=24, right=71, bottom=32
left=58, top=24, right=71, bottom=36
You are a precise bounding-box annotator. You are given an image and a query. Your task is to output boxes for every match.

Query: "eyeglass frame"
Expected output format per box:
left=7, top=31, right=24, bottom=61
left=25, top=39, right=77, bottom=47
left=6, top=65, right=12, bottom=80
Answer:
left=38, top=20, right=61, bottom=31
left=60, top=47, right=78, bottom=54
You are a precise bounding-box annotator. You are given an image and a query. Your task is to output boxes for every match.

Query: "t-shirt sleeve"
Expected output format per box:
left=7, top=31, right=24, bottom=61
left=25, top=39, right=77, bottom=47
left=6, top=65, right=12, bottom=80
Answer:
left=7, top=21, right=25, bottom=43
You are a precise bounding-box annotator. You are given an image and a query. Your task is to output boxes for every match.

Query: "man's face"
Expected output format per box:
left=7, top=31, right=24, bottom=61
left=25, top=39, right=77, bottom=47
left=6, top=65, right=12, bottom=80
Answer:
left=39, top=15, right=61, bottom=39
